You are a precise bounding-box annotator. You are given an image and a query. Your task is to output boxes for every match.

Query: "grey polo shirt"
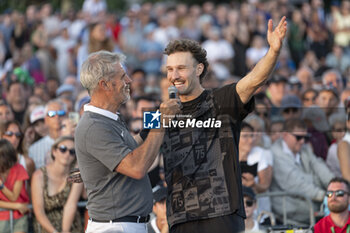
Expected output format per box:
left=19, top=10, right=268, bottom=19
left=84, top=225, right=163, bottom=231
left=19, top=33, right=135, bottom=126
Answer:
left=75, top=105, right=152, bottom=220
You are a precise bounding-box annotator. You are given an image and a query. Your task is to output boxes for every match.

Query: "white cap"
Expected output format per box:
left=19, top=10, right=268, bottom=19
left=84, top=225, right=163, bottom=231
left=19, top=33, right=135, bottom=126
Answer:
left=30, top=106, right=45, bottom=124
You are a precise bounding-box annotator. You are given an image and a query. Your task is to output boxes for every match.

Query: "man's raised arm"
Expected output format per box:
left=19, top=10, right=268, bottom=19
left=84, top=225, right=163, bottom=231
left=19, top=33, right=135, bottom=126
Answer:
left=237, top=16, right=287, bottom=104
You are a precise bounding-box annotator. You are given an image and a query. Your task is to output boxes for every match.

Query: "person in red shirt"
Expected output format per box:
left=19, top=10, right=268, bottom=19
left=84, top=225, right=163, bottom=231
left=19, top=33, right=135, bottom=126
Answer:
left=314, top=177, right=350, bottom=233
left=0, top=139, right=30, bottom=233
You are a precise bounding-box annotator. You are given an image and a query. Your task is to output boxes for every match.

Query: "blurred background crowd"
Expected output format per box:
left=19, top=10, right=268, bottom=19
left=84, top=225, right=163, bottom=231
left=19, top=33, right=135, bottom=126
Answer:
left=0, top=0, right=349, bottom=232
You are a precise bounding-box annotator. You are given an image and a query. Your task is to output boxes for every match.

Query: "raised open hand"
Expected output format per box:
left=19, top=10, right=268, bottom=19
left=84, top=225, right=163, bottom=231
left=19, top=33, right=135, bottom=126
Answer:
left=267, top=16, right=287, bottom=54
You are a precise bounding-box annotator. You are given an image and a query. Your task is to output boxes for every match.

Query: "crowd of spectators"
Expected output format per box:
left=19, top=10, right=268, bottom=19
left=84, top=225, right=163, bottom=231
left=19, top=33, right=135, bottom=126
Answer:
left=0, top=0, right=349, bottom=232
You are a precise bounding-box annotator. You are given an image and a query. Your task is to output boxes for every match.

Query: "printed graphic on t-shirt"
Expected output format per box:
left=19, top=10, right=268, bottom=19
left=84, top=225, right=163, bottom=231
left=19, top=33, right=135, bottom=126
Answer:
left=164, top=124, right=232, bottom=226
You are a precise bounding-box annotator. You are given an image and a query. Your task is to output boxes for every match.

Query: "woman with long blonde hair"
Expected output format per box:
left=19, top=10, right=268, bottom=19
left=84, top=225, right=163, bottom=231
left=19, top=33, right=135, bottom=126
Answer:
left=31, top=136, right=83, bottom=233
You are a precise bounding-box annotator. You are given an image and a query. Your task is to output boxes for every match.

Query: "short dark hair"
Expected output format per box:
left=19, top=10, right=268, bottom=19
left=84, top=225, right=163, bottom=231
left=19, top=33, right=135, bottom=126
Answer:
left=0, top=139, right=17, bottom=173
left=241, top=122, right=254, bottom=132
left=301, top=88, right=318, bottom=101
left=133, top=95, right=157, bottom=109
left=0, top=120, right=24, bottom=154
left=328, top=177, right=350, bottom=192
left=283, top=118, right=307, bottom=132
left=0, top=99, right=9, bottom=107
left=131, top=68, right=146, bottom=77
left=164, top=39, right=209, bottom=83
left=7, top=80, right=23, bottom=92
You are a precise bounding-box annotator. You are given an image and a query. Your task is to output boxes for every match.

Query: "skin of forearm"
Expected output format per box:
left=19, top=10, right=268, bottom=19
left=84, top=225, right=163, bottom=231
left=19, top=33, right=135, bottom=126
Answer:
left=62, top=205, right=77, bottom=232
left=246, top=49, right=279, bottom=88
left=0, top=201, right=21, bottom=210
left=125, top=129, right=165, bottom=178
left=116, top=127, right=166, bottom=180
left=252, top=182, right=269, bottom=193
left=34, top=210, right=57, bottom=233
left=61, top=183, right=83, bottom=232
left=1, top=185, right=20, bottom=202
left=237, top=49, right=279, bottom=103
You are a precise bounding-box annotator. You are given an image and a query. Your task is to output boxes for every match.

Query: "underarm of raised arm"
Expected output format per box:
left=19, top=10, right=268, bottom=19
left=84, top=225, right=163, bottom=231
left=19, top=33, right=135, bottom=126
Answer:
left=237, top=49, right=279, bottom=104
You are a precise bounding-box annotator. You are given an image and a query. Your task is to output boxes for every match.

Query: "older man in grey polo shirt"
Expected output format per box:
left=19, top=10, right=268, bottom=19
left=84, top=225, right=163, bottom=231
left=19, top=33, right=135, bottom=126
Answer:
left=75, top=51, right=180, bottom=233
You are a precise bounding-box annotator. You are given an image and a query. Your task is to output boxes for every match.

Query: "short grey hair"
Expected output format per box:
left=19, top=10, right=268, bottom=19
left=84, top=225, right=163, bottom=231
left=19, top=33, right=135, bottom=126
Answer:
left=44, top=98, right=67, bottom=115
left=80, top=50, right=126, bottom=95
left=328, top=112, right=346, bottom=127
left=322, top=69, right=342, bottom=85
left=244, top=114, right=266, bottom=131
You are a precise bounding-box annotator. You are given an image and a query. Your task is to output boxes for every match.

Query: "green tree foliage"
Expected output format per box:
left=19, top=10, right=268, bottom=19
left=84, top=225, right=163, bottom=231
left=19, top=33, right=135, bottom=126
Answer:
left=0, top=0, right=127, bottom=14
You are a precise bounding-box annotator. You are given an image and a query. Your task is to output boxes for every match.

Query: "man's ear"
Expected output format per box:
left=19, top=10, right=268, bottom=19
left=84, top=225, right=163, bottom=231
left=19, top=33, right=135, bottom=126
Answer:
left=152, top=204, right=157, bottom=215
left=196, top=63, right=204, bottom=77
left=99, top=80, right=109, bottom=90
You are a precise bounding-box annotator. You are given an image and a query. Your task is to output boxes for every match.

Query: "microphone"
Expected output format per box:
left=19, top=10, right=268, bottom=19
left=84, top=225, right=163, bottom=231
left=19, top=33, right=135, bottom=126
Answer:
left=168, top=86, right=178, bottom=99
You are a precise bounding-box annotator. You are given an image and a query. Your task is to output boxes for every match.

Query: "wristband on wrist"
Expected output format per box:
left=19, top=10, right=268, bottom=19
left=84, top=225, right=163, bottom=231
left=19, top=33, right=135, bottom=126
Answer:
left=0, top=183, right=4, bottom=190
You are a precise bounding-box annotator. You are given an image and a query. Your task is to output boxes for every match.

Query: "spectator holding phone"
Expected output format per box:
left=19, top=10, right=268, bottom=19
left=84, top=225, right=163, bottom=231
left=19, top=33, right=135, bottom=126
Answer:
left=239, top=122, right=273, bottom=192
left=238, top=122, right=273, bottom=220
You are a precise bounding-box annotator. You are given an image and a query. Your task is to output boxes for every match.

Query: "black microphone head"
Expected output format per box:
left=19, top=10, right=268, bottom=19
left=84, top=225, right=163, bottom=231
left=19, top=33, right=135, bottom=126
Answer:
left=168, top=86, right=178, bottom=99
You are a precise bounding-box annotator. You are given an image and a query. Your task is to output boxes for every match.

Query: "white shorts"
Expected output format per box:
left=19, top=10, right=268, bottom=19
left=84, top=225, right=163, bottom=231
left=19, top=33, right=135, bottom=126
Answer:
left=86, top=219, right=147, bottom=233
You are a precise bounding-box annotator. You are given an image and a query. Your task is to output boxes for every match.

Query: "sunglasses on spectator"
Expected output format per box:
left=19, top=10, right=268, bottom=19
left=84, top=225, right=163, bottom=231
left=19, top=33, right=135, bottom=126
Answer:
left=245, top=200, right=254, bottom=207
left=47, top=110, right=66, bottom=118
left=290, top=83, right=302, bottom=90
left=4, top=131, right=22, bottom=138
left=326, top=80, right=341, bottom=86
left=58, top=145, right=75, bottom=156
left=291, top=134, right=310, bottom=142
left=326, top=190, right=348, bottom=198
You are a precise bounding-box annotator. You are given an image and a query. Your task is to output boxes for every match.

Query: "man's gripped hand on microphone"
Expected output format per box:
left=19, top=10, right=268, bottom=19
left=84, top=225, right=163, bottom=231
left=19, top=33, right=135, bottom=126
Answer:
left=160, top=98, right=181, bottom=123
left=160, top=85, right=181, bottom=123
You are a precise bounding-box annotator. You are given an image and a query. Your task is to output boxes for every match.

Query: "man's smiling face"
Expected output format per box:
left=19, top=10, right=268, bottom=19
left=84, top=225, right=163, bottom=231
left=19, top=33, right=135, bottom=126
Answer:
left=166, top=52, right=202, bottom=102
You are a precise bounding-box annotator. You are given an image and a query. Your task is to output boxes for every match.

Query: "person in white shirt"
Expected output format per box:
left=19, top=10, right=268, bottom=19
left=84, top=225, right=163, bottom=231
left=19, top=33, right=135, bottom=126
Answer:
left=29, top=99, right=67, bottom=169
left=202, top=27, right=234, bottom=80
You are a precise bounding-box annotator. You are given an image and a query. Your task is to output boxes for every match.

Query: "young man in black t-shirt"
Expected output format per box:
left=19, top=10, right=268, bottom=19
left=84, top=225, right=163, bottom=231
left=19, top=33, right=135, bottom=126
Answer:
left=154, top=16, right=287, bottom=233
